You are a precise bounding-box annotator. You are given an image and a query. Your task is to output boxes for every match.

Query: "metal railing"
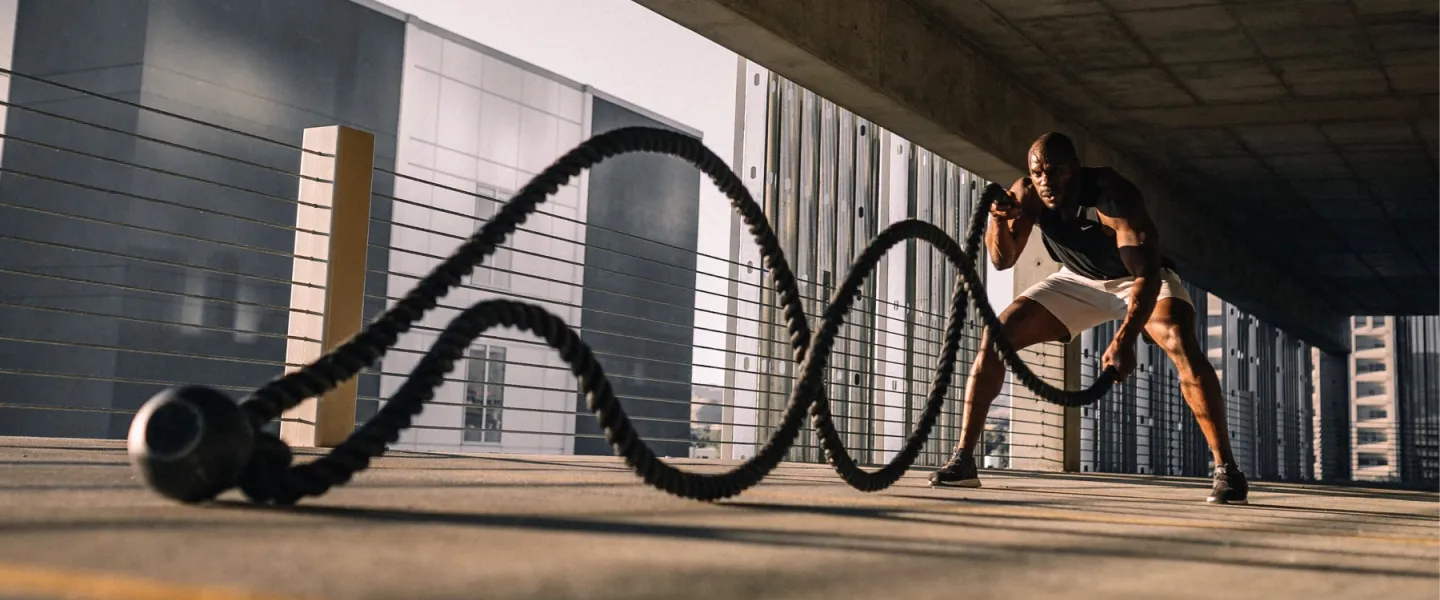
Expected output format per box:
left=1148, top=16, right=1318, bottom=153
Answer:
left=0, top=67, right=1067, bottom=471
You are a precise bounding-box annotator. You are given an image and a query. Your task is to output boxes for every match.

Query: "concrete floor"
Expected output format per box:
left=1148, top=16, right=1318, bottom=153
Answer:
left=0, top=436, right=1435, bottom=600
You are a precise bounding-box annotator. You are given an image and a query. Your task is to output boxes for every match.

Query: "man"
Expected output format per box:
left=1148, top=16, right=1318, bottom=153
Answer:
left=929, top=132, right=1248, bottom=505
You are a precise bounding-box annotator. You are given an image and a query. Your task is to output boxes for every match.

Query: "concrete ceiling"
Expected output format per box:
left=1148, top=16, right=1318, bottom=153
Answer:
left=911, top=0, right=1438, bottom=316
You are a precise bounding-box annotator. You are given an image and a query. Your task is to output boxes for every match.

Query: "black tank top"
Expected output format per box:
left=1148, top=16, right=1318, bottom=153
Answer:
left=1035, top=167, right=1175, bottom=281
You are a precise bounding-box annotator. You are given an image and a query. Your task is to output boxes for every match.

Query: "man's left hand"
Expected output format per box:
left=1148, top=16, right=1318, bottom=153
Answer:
left=1102, top=339, right=1136, bottom=382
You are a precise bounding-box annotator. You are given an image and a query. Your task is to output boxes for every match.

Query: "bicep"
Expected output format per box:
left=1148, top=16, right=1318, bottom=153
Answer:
left=1097, top=175, right=1159, bottom=273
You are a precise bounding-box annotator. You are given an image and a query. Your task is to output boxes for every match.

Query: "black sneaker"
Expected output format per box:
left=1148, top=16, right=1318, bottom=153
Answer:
left=1207, top=463, right=1248, bottom=505
left=929, top=452, right=981, bottom=488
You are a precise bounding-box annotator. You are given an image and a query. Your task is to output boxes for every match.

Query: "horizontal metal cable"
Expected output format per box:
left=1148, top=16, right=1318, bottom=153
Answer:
left=0, top=359, right=1045, bottom=431
left=372, top=213, right=975, bottom=335
left=0, top=372, right=1029, bottom=433
left=367, top=342, right=1062, bottom=420
left=364, top=288, right=1045, bottom=380
left=0, top=400, right=138, bottom=416
left=0, top=129, right=329, bottom=214
left=0, top=250, right=1059, bottom=423
left=0, top=299, right=319, bottom=345
left=0, top=241, right=1044, bottom=401
left=0, top=173, right=328, bottom=264
left=0, top=321, right=992, bottom=423
left=368, top=231, right=1042, bottom=358
left=395, top=421, right=1059, bottom=455
left=377, top=190, right=971, bottom=326
left=370, top=241, right=987, bottom=350
left=0, top=227, right=1059, bottom=391
left=0, top=101, right=333, bottom=184
left=0, top=333, right=302, bottom=371
left=378, top=168, right=804, bottom=284
left=390, top=422, right=739, bottom=451
left=0, top=66, right=332, bottom=157
left=0, top=304, right=1046, bottom=426
left=365, top=281, right=1063, bottom=376
left=389, top=423, right=988, bottom=458
left=0, top=366, right=257, bottom=399
left=0, top=266, right=324, bottom=319
left=374, top=319, right=1060, bottom=406
left=0, top=233, right=327, bottom=293
left=359, top=388, right=1050, bottom=432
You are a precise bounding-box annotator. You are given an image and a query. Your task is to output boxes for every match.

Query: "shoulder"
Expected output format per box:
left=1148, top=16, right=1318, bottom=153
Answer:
left=1090, top=167, right=1144, bottom=219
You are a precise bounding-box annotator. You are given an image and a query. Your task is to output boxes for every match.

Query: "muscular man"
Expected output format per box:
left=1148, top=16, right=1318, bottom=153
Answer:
left=929, top=132, right=1248, bottom=505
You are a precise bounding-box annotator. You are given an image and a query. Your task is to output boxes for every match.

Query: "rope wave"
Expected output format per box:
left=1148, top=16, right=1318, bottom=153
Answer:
left=127, top=127, right=1116, bottom=506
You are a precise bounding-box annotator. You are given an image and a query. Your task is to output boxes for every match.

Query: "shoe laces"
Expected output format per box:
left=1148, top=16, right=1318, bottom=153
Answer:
left=1213, top=463, right=1242, bottom=482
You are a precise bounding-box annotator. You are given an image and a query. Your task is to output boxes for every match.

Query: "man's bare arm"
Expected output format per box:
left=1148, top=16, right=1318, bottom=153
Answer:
left=1097, top=170, right=1162, bottom=346
left=986, top=178, right=1036, bottom=270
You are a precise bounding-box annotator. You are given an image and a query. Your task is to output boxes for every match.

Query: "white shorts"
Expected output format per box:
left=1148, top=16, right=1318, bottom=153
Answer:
left=1018, top=266, right=1192, bottom=341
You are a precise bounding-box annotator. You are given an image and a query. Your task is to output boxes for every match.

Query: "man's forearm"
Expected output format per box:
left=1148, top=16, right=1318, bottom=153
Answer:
left=1116, top=273, right=1161, bottom=344
left=987, top=214, right=1023, bottom=268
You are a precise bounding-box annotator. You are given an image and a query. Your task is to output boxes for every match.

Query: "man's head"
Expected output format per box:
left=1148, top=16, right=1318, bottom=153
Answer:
left=1027, top=132, right=1080, bottom=209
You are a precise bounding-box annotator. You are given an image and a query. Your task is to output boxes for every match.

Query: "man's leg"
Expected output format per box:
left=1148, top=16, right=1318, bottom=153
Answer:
left=930, top=296, right=1070, bottom=487
left=1143, top=296, right=1248, bottom=504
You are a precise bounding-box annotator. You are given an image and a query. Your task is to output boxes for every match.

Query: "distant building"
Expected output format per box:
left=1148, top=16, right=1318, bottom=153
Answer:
left=721, top=59, right=987, bottom=468
left=1394, top=316, right=1439, bottom=484
left=0, top=0, right=699, bottom=459
left=1347, top=315, right=1440, bottom=484
left=1349, top=316, right=1399, bottom=480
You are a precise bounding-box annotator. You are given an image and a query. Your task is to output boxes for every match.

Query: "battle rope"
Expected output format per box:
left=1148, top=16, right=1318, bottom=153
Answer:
left=125, top=126, right=1116, bottom=506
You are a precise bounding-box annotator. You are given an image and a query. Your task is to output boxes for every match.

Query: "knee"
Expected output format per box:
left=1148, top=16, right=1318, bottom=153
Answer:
left=1155, top=325, right=1208, bottom=383
left=975, top=328, right=1004, bottom=369
left=1151, top=323, right=1189, bottom=357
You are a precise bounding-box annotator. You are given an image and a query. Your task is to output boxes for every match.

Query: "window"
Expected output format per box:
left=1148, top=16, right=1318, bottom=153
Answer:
left=1355, top=335, right=1384, bottom=350
left=1355, top=358, right=1385, bottom=374
left=1358, top=406, right=1388, bottom=421
left=1357, top=453, right=1388, bottom=467
left=469, top=197, right=512, bottom=289
left=1358, top=429, right=1387, bottom=445
left=464, top=345, right=506, bottom=443
left=1356, top=381, right=1386, bottom=397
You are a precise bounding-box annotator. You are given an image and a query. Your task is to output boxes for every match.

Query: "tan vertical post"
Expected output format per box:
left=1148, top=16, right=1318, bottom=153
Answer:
left=1006, top=238, right=1074, bottom=472
left=281, top=125, right=375, bottom=448
left=1062, top=338, right=1083, bottom=472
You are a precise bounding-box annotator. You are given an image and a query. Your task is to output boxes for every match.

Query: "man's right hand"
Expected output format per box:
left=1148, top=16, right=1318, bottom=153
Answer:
left=982, top=179, right=1034, bottom=271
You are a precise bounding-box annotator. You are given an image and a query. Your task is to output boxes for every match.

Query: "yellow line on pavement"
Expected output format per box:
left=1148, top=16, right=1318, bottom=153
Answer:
left=0, top=562, right=313, bottom=600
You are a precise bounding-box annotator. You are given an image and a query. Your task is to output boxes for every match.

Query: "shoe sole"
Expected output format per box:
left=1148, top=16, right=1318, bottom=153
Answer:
left=1206, top=497, right=1248, bottom=505
left=930, top=479, right=981, bottom=489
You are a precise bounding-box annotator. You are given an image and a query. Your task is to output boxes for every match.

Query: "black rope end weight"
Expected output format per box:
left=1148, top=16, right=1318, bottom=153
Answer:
left=126, top=385, right=256, bottom=503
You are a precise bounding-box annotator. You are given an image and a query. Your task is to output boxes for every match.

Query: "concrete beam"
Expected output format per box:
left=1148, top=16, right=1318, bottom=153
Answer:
left=635, top=0, right=1351, bottom=353
left=1127, top=95, right=1439, bottom=128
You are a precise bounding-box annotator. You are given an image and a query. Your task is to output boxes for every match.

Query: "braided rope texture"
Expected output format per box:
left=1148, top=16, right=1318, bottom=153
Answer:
left=230, top=126, right=1115, bottom=505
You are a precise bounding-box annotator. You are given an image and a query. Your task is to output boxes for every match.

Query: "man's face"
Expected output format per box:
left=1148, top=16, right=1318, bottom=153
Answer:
left=1028, top=152, right=1075, bottom=209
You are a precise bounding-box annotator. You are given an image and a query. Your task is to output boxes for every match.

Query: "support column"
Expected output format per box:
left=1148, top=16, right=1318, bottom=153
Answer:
left=1063, top=337, right=1082, bottom=472
left=1312, top=347, right=1352, bottom=481
left=1006, top=236, right=1076, bottom=472
left=280, top=125, right=375, bottom=448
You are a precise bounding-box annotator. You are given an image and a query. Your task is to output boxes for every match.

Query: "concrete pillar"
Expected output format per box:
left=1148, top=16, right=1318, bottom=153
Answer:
left=280, top=125, right=375, bottom=448
left=1312, top=348, right=1352, bottom=481
left=1005, top=234, right=1078, bottom=472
